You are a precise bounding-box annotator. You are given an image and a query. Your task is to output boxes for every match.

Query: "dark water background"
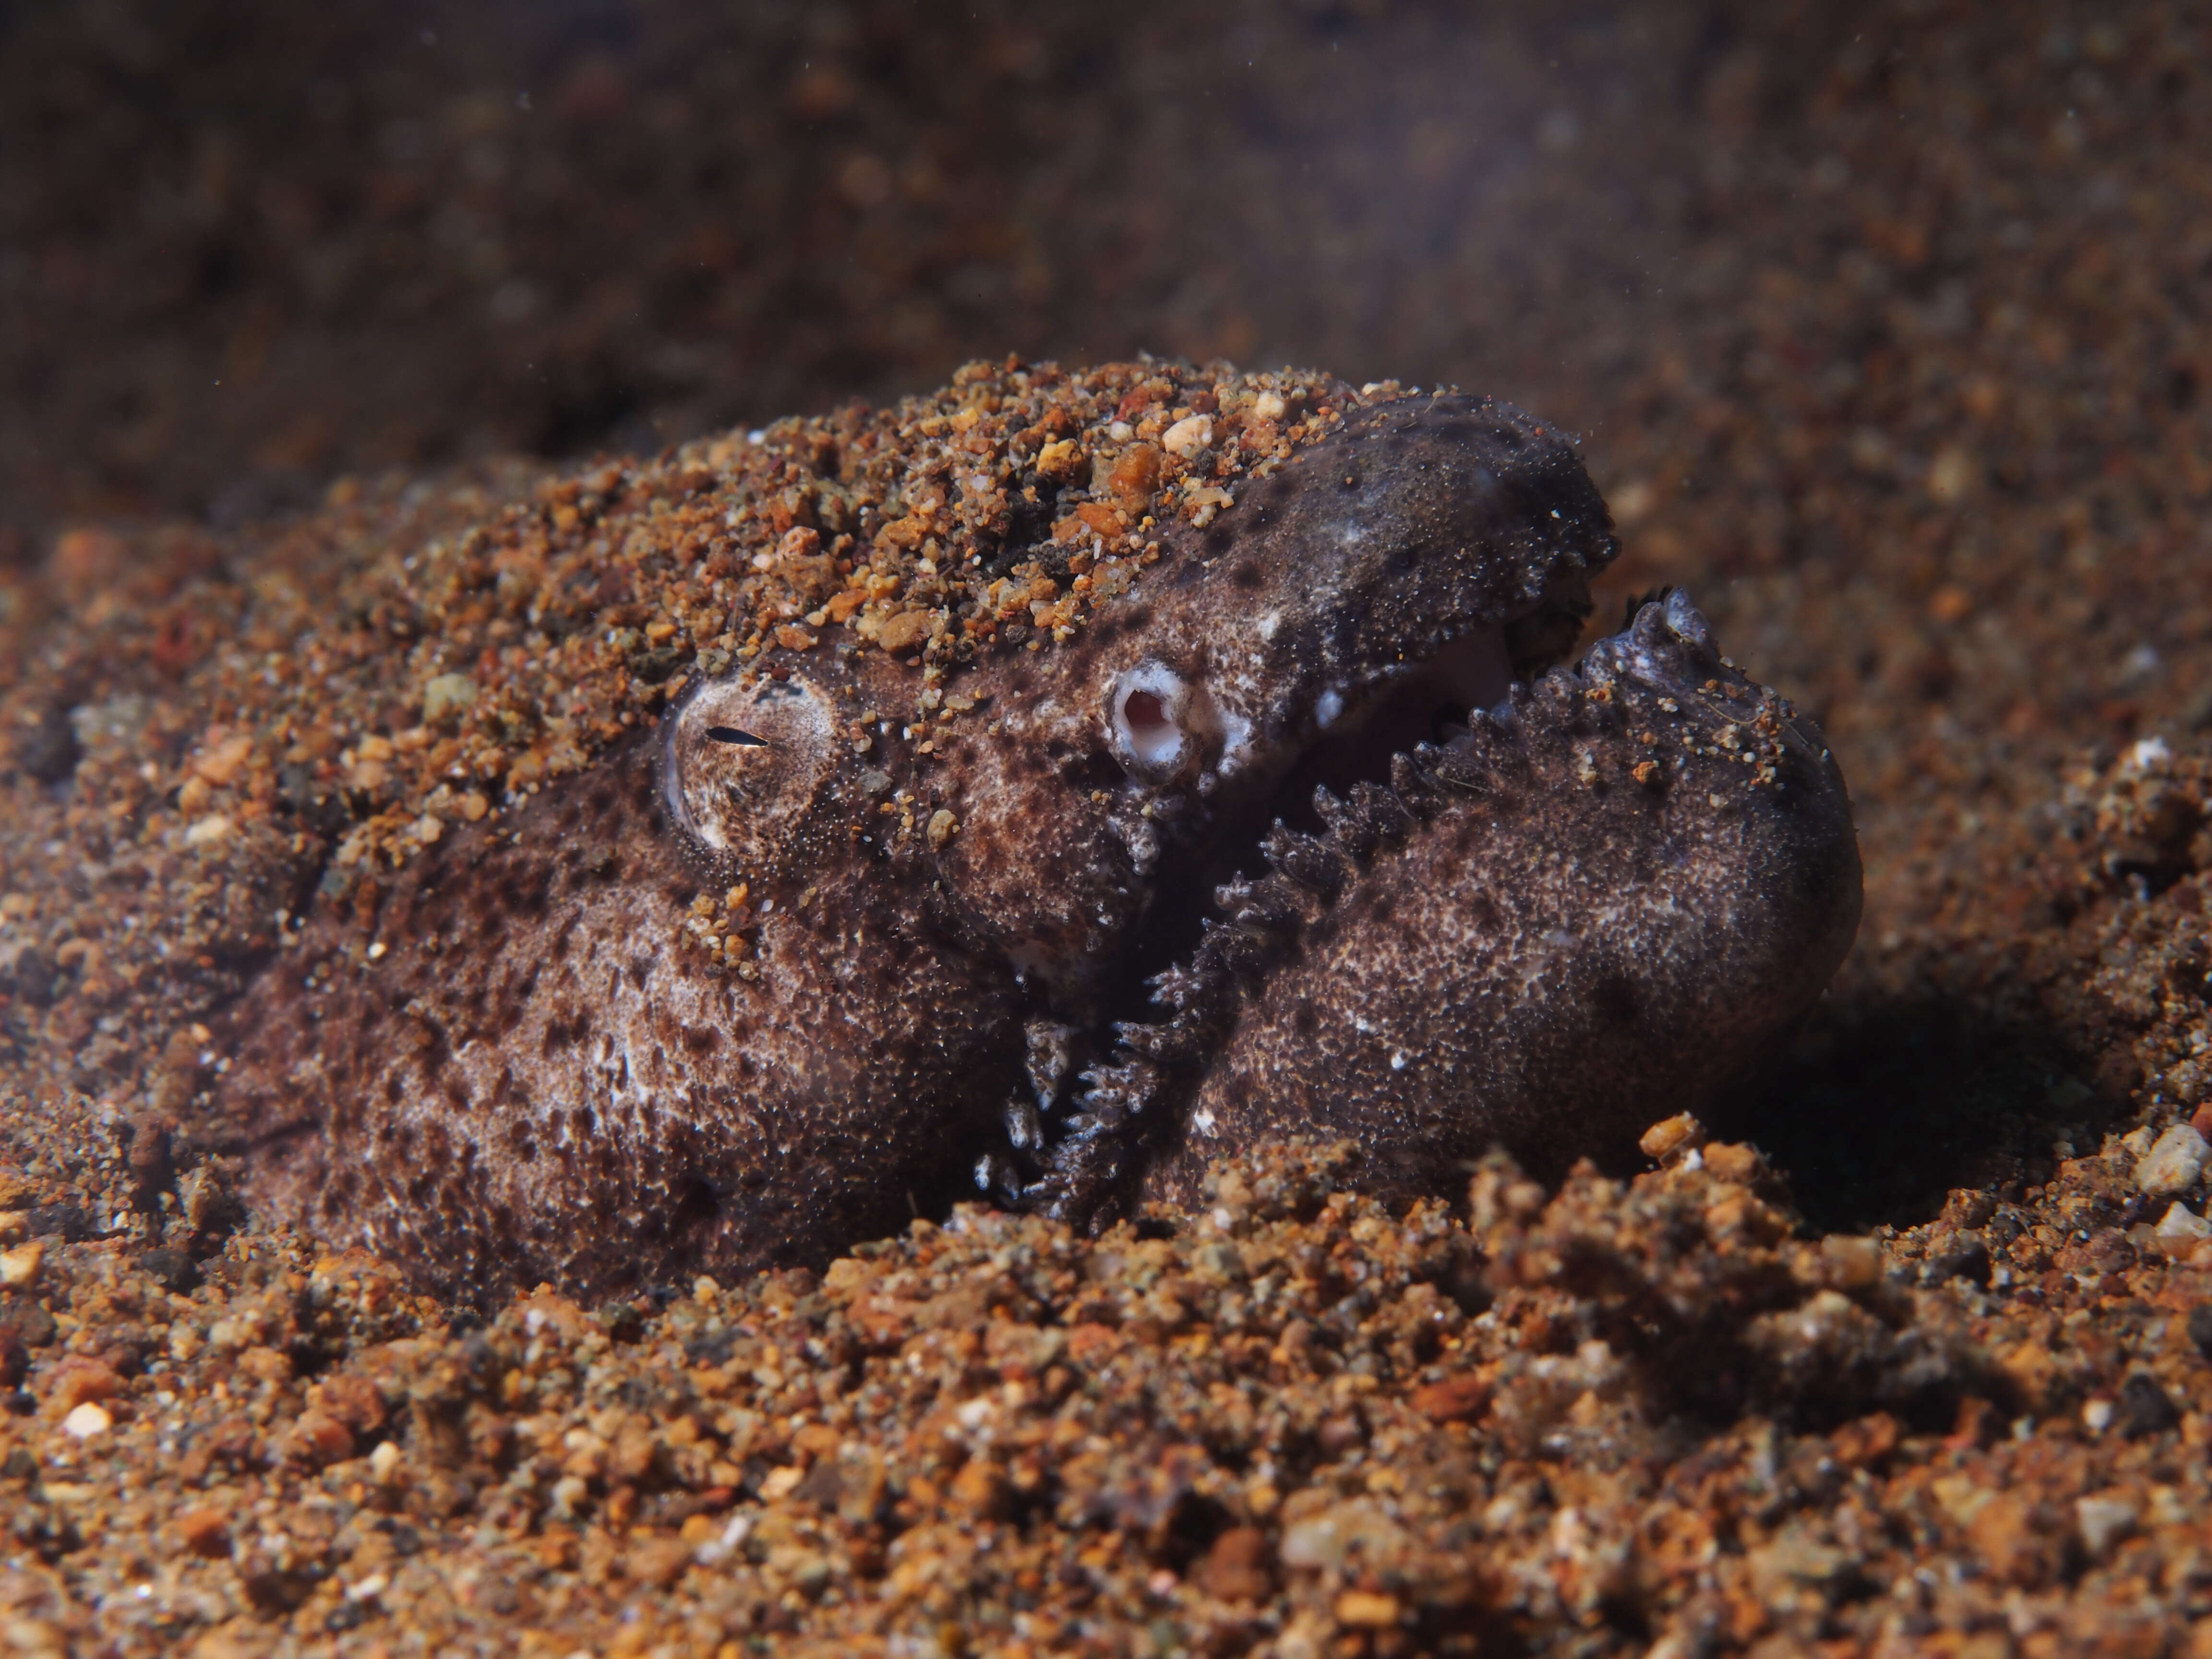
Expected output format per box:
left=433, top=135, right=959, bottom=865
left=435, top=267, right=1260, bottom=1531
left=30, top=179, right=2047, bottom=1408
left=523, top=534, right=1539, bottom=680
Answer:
left=0, top=0, right=1861, bottom=545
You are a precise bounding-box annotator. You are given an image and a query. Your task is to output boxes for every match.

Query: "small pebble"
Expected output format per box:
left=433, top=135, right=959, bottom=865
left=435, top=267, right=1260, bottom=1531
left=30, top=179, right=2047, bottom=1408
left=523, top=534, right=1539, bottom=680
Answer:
left=1162, top=414, right=1213, bottom=457
left=2115, top=1373, right=2180, bottom=1440
left=1334, top=1590, right=1402, bottom=1629
left=1820, top=1233, right=1884, bottom=1290
left=2153, top=1201, right=2212, bottom=1259
left=2134, top=1125, right=2209, bottom=1197
left=61, top=1401, right=112, bottom=1439
left=421, top=673, right=478, bottom=723
left=0, top=1240, right=42, bottom=1288
left=1639, top=1112, right=1706, bottom=1163
left=2075, top=1496, right=2139, bottom=1560
left=174, top=1507, right=231, bottom=1558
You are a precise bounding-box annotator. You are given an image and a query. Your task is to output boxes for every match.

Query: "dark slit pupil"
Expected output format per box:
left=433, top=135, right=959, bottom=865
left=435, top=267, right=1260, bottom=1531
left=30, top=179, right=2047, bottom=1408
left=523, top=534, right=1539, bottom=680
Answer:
left=706, top=726, right=768, bottom=747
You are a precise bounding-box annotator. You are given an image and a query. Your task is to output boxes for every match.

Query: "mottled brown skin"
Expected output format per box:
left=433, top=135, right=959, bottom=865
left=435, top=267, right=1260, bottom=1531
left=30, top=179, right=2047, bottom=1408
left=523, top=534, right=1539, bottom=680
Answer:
left=214, top=394, right=1625, bottom=1304
left=224, top=753, right=1028, bottom=1302
left=1133, top=590, right=1864, bottom=1211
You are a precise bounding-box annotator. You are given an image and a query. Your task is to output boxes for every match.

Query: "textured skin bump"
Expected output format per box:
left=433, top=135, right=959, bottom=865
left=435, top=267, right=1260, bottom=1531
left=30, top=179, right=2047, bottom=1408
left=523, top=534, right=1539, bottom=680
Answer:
left=1136, top=593, right=1864, bottom=1212
left=211, top=392, right=1624, bottom=1304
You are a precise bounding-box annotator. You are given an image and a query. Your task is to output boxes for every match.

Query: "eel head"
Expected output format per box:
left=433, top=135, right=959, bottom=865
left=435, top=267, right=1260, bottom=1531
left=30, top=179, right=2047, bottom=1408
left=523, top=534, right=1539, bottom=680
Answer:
left=1015, top=588, right=1863, bottom=1223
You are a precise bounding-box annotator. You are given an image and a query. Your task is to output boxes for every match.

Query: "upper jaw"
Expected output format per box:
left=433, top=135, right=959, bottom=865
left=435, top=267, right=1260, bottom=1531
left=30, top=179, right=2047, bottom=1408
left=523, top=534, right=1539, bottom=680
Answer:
left=932, top=394, right=1622, bottom=1008
left=1085, top=394, right=1620, bottom=824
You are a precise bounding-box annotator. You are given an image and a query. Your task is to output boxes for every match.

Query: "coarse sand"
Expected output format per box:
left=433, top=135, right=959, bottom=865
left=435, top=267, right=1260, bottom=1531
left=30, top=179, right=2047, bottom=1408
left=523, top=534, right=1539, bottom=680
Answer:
left=4, top=1, right=2212, bottom=1654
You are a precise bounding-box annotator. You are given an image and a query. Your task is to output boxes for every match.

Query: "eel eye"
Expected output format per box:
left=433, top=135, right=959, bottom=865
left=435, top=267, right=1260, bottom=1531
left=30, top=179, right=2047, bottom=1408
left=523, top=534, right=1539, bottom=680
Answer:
left=664, top=676, right=837, bottom=869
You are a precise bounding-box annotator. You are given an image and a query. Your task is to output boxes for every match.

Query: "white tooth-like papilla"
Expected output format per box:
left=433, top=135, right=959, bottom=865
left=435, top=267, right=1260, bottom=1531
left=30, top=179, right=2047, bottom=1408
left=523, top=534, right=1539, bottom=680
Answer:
left=1663, top=588, right=1713, bottom=647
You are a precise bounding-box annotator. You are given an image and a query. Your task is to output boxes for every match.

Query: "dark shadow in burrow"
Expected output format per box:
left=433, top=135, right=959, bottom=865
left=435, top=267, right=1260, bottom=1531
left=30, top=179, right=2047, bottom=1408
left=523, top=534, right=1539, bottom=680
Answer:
left=1705, top=989, right=2130, bottom=1237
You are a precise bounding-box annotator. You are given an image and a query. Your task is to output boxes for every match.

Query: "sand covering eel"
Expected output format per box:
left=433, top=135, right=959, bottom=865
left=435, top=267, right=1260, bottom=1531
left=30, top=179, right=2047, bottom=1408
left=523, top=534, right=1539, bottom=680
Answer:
left=175, top=375, right=1862, bottom=1305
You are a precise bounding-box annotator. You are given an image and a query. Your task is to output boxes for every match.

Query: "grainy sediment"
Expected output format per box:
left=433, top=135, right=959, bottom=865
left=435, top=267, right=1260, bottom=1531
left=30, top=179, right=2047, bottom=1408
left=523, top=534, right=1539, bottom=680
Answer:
left=6, top=0, right=2212, bottom=1653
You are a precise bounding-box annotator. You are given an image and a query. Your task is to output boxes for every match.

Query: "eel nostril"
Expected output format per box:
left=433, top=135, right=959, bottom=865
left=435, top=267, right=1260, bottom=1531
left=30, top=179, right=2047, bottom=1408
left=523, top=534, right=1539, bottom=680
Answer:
left=1124, top=690, right=1168, bottom=729
left=1109, top=664, right=1204, bottom=779
left=1120, top=689, right=1183, bottom=770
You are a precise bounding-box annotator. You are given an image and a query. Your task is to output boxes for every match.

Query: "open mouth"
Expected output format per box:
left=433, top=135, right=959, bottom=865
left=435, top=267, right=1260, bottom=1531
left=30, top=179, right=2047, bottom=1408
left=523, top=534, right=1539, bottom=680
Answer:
left=942, top=390, right=1651, bottom=1220
left=1098, top=574, right=1605, bottom=1026
left=989, top=579, right=1706, bottom=1220
left=1274, top=589, right=1598, bottom=828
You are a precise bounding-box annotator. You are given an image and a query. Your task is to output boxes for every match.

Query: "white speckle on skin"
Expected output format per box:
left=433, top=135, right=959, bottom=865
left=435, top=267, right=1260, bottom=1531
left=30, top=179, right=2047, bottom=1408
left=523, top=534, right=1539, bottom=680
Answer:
left=1314, top=688, right=1345, bottom=729
left=1192, top=1106, right=1218, bottom=1135
left=1214, top=709, right=1254, bottom=777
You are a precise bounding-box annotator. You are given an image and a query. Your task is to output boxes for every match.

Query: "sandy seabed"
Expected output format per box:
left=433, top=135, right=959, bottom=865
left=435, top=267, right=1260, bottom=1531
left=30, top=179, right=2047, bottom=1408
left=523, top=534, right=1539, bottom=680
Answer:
left=4, top=1, right=2212, bottom=1653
